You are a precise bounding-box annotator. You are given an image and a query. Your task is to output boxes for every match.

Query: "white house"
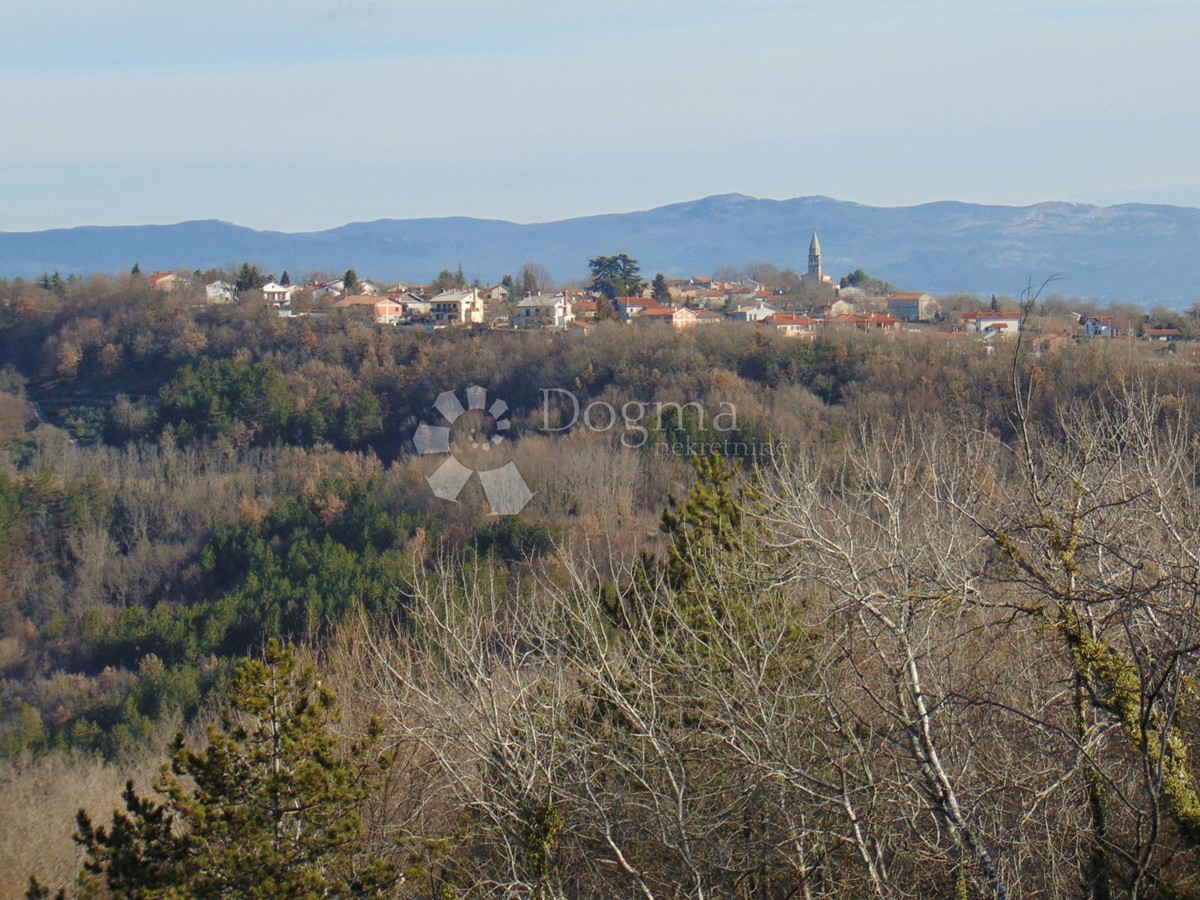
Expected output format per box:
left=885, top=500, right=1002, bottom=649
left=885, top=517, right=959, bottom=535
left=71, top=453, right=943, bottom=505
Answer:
left=616, top=296, right=667, bottom=321
left=961, top=312, right=1022, bottom=335
left=732, top=302, right=776, bottom=322
left=515, top=293, right=575, bottom=329
left=1082, top=316, right=1116, bottom=338
left=262, top=282, right=299, bottom=308
left=205, top=281, right=235, bottom=304
left=429, top=288, right=485, bottom=325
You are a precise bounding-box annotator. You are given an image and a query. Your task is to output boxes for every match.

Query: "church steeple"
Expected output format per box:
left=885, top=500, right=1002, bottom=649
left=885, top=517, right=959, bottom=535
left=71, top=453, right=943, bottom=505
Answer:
left=807, top=232, right=822, bottom=280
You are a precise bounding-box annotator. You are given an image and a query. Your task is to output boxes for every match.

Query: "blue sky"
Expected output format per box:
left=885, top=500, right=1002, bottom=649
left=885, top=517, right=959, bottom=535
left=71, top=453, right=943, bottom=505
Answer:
left=2, top=0, right=1197, bottom=231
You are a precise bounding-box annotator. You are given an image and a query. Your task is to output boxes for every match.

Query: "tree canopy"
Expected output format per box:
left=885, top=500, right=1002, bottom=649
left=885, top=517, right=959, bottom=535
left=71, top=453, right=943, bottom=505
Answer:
left=588, top=253, right=643, bottom=300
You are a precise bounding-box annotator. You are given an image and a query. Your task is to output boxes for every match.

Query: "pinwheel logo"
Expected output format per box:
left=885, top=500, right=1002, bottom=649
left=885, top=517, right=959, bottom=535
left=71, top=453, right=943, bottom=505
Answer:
left=412, top=385, right=534, bottom=516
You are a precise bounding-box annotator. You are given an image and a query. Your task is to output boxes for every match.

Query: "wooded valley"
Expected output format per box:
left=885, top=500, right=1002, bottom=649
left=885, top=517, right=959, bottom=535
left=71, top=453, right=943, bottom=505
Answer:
left=4, top=274, right=1200, bottom=897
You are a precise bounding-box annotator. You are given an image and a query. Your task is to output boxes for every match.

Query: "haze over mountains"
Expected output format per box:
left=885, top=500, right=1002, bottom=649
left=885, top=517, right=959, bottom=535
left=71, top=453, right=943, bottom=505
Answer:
left=2, top=194, right=1197, bottom=305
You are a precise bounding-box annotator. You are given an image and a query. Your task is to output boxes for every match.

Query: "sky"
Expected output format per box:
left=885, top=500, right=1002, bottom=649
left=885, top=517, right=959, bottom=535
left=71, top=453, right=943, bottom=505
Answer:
left=2, top=0, right=1198, bottom=232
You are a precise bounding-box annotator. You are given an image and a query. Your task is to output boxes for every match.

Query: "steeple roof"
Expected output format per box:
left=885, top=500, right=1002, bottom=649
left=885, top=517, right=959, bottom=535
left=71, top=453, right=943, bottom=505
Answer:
left=809, top=232, right=821, bottom=255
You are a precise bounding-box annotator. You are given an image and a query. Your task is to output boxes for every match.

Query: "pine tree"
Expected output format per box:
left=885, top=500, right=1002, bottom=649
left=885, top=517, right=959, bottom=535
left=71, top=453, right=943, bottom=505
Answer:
left=279, top=270, right=291, bottom=287
left=660, top=452, right=744, bottom=591
left=64, top=641, right=395, bottom=898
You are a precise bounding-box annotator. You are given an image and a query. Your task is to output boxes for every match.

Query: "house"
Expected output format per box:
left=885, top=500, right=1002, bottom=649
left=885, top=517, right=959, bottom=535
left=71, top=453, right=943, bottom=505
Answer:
left=148, top=271, right=185, bottom=291
left=960, top=312, right=1022, bottom=335
left=732, top=302, right=776, bottom=322
left=763, top=314, right=817, bottom=338
left=1082, top=316, right=1117, bottom=338
left=886, top=292, right=938, bottom=323
left=205, top=281, right=236, bottom=304
left=515, top=293, right=575, bottom=329
left=633, top=305, right=721, bottom=330
left=1143, top=327, right=1183, bottom=342
left=429, top=288, right=485, bottom=325
left=312, top=280, right=346, bottom=302
left=667, top=280, right=698, bottom=302
left=262, top=282, right=299, bottom=309
left=633, top=306, right=678, bottom=326
left=822, top=313, right=901, bottom=333
left=333, top=295, right=405, bottom=325
left=402, top=295, right=432, bottom=320
left=615, top=296, right=667, bottom=321
left=357, top=281, right=380, bottom=296
left=372, top=297, right=404, bottom=324
left=573, top=300, right=600, bottom=320
left=484, top=284, right=510, bottom=303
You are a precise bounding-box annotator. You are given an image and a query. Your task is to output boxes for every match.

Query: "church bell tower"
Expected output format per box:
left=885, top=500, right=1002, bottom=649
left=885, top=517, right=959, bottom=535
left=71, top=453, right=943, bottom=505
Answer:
left=807, top=232, right=822, bottom=280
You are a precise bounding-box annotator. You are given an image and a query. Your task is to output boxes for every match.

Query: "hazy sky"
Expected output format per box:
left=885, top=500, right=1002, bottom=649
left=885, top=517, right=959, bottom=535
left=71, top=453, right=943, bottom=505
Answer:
left=2, top=0, right=1198, bottom=231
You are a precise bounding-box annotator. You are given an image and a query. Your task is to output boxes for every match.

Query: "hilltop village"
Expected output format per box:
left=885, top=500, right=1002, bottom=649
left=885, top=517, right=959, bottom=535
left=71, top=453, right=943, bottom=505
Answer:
left=132, top=232, right=1188, bottom=345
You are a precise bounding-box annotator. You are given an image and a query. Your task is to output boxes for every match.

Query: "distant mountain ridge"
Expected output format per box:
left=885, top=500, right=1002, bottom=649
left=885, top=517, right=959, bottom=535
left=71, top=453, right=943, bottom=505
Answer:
left=2, top=194, right=1198, bottom=305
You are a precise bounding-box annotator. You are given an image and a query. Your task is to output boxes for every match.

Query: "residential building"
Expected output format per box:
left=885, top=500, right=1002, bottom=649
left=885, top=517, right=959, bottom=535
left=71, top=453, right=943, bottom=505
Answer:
left=573, top=300, right=600, bottom=320
left=822, top=313, right=901, bottom=333
left=429, top=288, right=485, bottom=324
left=633, top=305, right=722, bottom=330
left=205, top=281, right=235, bottom=304
left=763, top=314, right=817, bottom=338
left=615, top=296, right=667, bottom=321
left=886, top=292, right=938, bottom=322
left=515, top=293, right=575, bottom=329
left=1144, top=327, right=1183, bottom=341
left=262, top=282, right=298, bottom=308
left=732, top=302, right=776, bottom=322
left=312, top=280, right=346, bottom=302
left=333, top=295, right=405, bottom=325
left=148, top=271, right=182, bottom=291
left=1082, top=316, right=1128, bottom=338
left=960, top=312, right=1022, bottom=335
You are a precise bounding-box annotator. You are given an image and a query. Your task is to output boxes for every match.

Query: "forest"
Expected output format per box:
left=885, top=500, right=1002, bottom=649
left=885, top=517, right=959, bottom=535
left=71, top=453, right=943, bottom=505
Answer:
left=4, top=272, right=1200, bottom=897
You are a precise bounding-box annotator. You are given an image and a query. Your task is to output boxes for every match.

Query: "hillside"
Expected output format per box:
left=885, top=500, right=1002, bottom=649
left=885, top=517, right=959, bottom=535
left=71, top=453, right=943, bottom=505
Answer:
left=3, top=194, right=1199, bottom=304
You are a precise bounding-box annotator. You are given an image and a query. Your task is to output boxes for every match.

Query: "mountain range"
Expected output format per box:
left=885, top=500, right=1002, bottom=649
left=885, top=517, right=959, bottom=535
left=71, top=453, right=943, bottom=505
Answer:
left=2, top=194, right=1198, bottom=305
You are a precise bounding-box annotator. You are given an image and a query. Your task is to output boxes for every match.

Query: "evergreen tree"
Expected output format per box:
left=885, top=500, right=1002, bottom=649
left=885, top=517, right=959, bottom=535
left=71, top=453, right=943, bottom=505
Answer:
left=659, top=453, right=744, bottom=592
left=63, top=642, right=395, bottom=898
left=343, top=268, right=359, bottom=294
left=130, top=262, right=141, bottom=276
left=236, top=262, right=267, bottom=292
left=652, top=272, right=671, bottom=304
left=588, top=254, right=643, bottom=300
left=279, top=270, right=291, bottom=287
